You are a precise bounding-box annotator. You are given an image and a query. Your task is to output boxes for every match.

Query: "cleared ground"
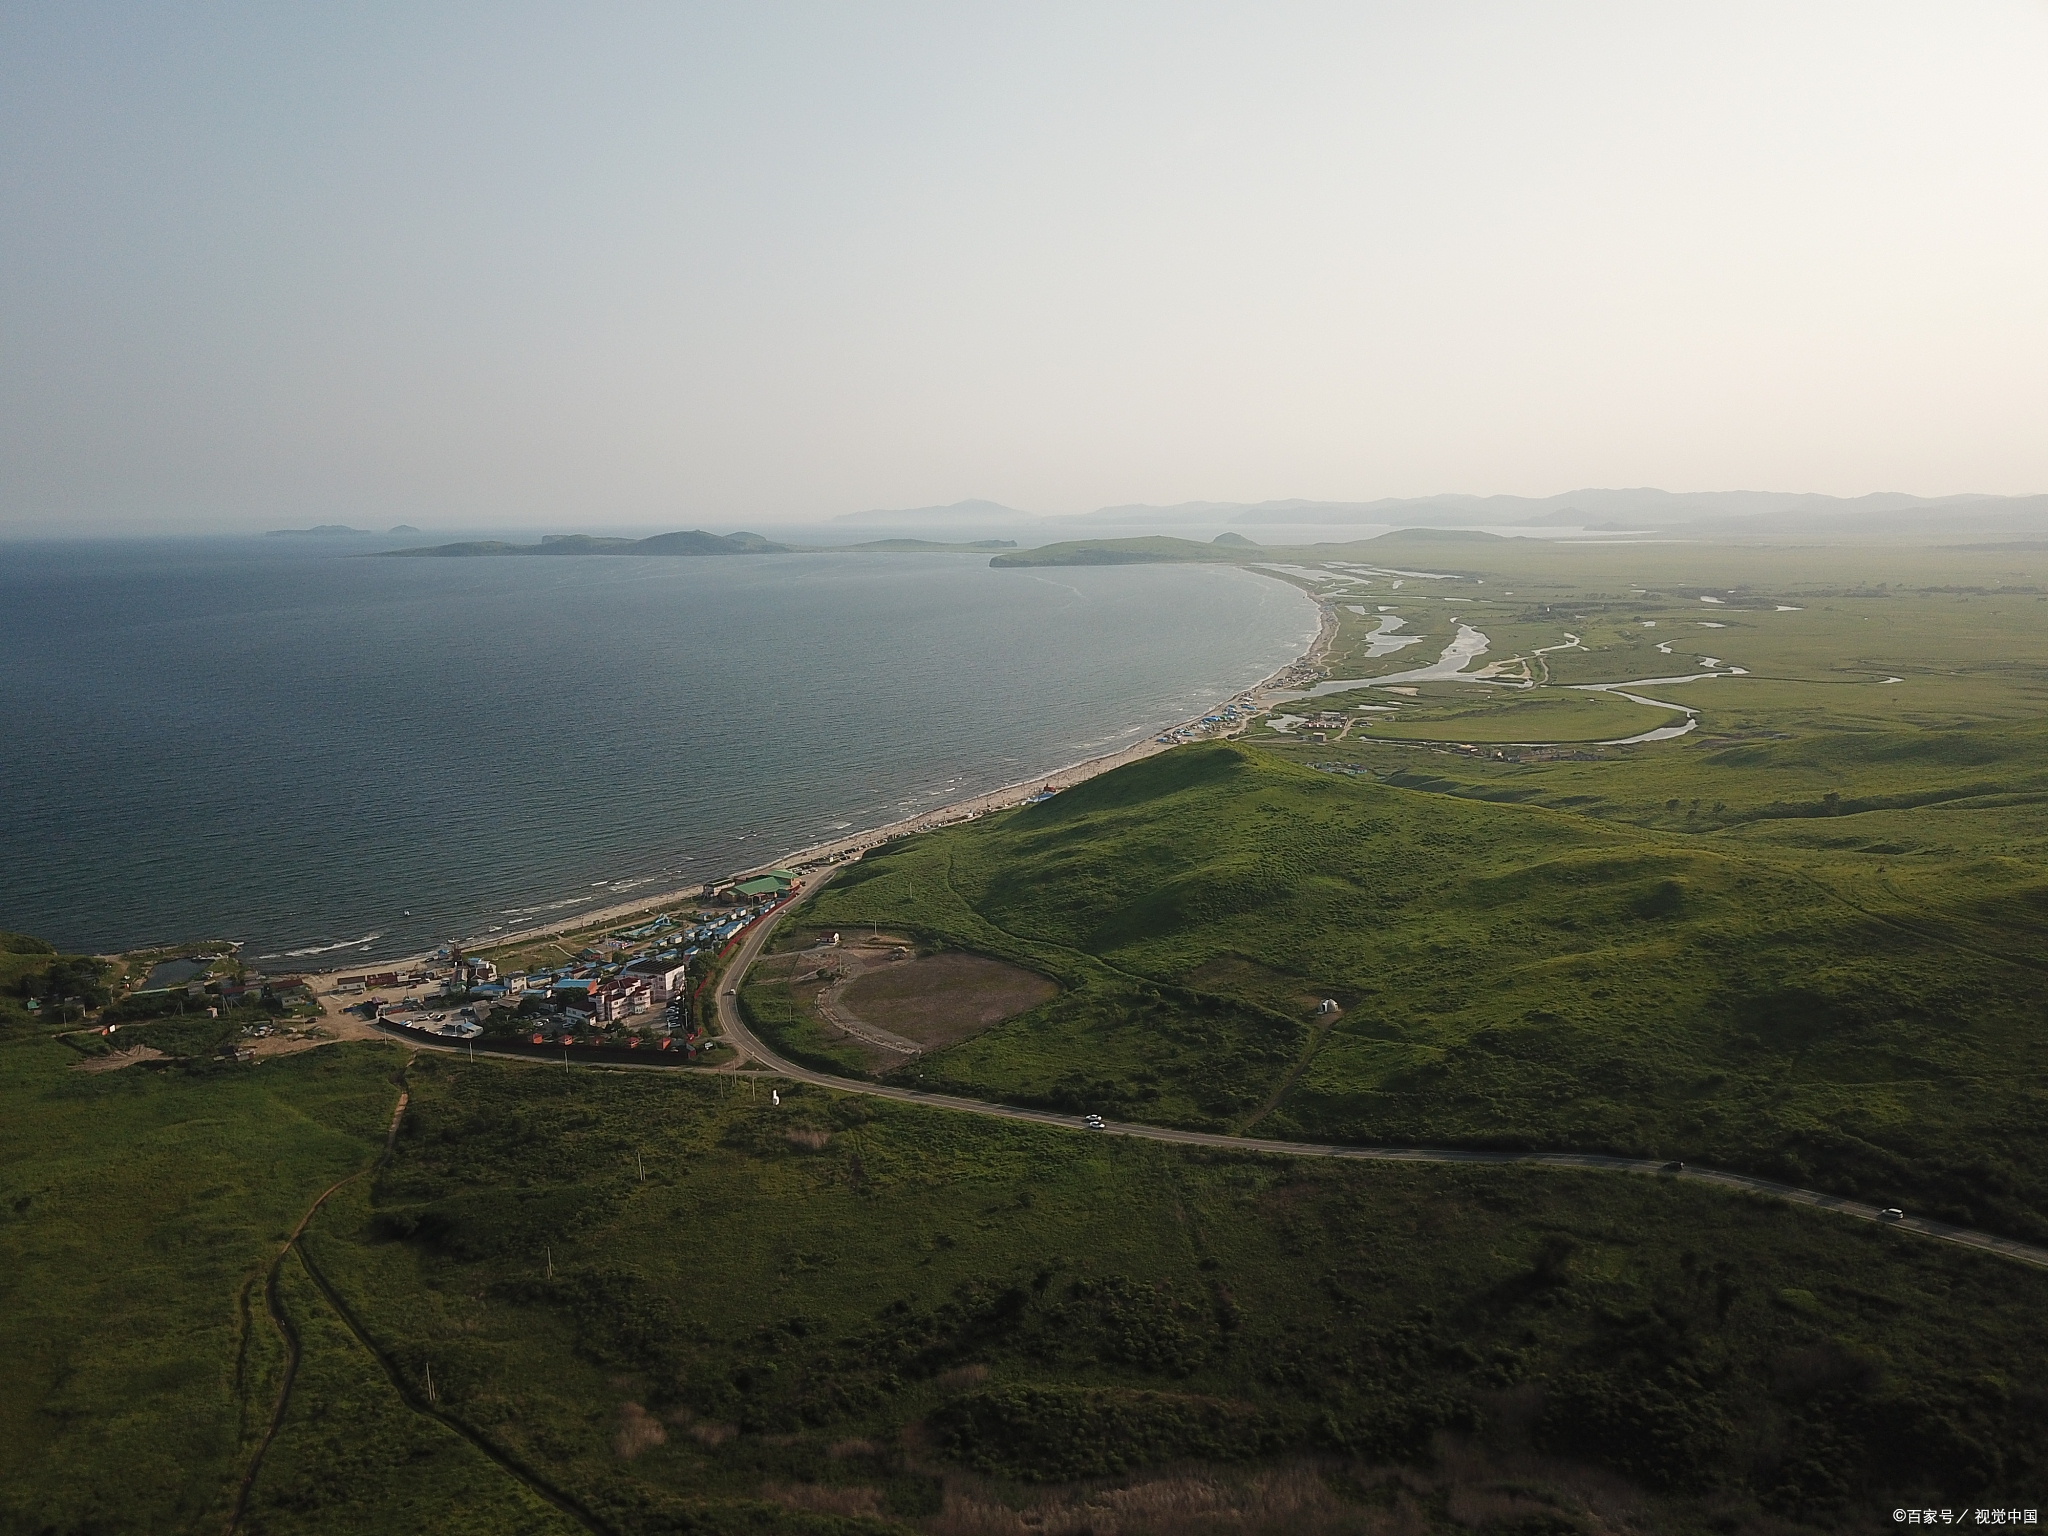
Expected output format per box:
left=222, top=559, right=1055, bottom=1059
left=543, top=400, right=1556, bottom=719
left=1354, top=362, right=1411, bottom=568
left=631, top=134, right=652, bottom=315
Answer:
left=744, top=939, right=1058, bottom=1076
left=840, top=951, right=1058, bottom=1049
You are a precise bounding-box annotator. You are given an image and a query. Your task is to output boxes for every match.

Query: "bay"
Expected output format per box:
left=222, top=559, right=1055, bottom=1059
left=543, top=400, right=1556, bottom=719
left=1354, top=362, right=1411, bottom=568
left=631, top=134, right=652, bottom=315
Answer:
left=0, top=539, right=1315, bottom=962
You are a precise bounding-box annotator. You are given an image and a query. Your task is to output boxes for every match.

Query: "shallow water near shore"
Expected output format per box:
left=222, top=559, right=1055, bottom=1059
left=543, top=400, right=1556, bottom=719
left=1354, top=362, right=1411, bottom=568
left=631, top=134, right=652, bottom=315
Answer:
left=0, top=540, right=1316, bottom=960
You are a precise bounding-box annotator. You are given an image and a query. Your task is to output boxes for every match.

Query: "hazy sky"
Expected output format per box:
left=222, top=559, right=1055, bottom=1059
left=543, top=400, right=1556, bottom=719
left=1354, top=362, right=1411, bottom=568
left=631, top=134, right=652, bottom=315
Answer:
left=5, top=3, right=2046, bottom=532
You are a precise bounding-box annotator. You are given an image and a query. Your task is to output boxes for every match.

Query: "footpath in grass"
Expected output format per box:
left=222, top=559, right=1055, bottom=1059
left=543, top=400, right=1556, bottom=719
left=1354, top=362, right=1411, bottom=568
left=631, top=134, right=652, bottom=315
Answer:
left=242, top=1211, right=584, bottom=1536
left=300, top=1054, right=2048, bottom=1532
left=0, top=1036, right=405, bottom=1534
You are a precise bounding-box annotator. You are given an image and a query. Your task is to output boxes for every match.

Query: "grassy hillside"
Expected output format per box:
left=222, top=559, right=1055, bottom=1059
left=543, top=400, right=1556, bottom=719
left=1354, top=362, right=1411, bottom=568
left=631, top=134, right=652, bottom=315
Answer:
left=794, top=742, right=2048, bottom=1241
left=0, top=1033, right=404, bottom=1533
left=296, top=1054, right=2048, bottom=1531
left=10, top=1035, right=2045, bottom=1533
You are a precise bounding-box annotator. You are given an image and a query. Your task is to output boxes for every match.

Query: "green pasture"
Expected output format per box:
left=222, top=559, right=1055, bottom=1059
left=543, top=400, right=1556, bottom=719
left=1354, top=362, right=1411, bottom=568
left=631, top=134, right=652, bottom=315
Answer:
left=0, top=1033, right=403, bottom=1534
left=11, top=1034, right=2046, bottom=1532
left=797, top=735, right=2048, bottom=1241
left=12, top=538, right=2048, bottom=1533
left=293, top=1054, right=2048, bottom=1529
left=1342, top=689, right=1674, bottom=743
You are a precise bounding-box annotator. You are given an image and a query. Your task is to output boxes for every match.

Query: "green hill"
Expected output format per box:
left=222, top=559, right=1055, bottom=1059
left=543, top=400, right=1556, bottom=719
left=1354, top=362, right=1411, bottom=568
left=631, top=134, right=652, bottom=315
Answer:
left=797, top=741, right=2048, bottom=1240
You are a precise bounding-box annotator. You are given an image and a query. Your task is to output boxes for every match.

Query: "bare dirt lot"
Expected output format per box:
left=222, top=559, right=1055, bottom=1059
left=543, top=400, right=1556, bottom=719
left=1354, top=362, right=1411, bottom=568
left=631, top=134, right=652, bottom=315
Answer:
left=838, top=951, right=1056, bottom=1050
left=71, top=1045, right=168, bottom=1072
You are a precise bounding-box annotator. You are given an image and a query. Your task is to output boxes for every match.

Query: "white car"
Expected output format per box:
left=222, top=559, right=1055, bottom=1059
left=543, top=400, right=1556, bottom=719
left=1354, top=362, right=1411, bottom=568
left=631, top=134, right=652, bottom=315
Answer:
left=1878, top=1207, right=1905, bottom=1220
left=1084, top=1114, right=1106, bottom=1129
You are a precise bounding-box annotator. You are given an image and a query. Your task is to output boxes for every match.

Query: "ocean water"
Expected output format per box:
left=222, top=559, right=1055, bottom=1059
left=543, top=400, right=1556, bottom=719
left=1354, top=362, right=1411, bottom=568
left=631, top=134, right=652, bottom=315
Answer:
left=1, top=539, right=1315, bottom=963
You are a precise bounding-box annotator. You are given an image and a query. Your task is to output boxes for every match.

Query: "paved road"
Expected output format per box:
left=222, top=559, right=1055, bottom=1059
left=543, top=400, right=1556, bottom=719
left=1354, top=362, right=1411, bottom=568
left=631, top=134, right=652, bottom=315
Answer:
left=708, top=881, right=2048, bottom=1273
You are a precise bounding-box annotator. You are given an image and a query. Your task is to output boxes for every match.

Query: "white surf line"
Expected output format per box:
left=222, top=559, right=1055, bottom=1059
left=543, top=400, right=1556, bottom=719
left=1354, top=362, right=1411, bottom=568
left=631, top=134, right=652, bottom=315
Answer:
left=277, top=933, right=383, bottom=959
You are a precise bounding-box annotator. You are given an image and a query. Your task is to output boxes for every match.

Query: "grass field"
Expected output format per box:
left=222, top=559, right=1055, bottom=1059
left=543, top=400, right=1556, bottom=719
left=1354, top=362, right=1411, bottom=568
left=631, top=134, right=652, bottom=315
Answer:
left=784, top=544, right=2048, bottom=1248
left=14, top=538, right=2048, bottom=1532
left=10, top=1033, right=2043, bottom=1533
left=1335, top=689, right=1674, bottom=744
left=288, top=1052, right=2048, bottom=1531
left=0, top=1031, right=404, bottom=1534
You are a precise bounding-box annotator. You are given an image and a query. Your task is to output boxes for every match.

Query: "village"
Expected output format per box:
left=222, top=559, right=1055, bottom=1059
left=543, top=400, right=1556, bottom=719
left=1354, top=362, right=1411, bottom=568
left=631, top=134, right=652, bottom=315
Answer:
left=336, top=867, right=809, bottom=1058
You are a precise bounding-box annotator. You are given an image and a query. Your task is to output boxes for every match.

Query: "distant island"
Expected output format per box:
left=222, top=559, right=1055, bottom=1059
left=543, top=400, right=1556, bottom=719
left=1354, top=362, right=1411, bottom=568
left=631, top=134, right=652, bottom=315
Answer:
left=385, top=531, right=1024, bottom=559
left=843, top=537, right=1016, bottom=552
left=266, top=524, right=369, bottom=536
left=388, top=524, right=421, bottom=534
left=988, top=527, right=1505, bottom=567
left=383, top=529, right=792, bottom=558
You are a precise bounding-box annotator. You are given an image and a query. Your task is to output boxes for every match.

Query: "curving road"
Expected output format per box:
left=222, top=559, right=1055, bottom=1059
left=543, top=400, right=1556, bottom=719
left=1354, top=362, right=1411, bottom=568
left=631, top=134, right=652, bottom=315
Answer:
left=707, top=879, right=2048, bottom=1273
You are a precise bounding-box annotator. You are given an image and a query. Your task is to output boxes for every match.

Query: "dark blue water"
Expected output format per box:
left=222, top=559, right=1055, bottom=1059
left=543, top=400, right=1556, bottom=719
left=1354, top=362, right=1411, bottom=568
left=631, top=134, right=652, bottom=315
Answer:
left=1, top=539, right=1314, bottom=961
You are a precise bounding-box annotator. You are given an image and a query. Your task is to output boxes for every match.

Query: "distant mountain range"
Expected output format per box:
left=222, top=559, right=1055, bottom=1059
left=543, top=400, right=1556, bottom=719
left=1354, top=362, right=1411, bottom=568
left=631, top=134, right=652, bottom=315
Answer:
left=832, top=499, right=1034, bottom=526
left=270, top=523, right=423, bottom=535
left=1074, top=489, right=2048, bottom=529
left=834, top=489, right=2048, bottom=543
left=335, top=489, right=2048, bottom=555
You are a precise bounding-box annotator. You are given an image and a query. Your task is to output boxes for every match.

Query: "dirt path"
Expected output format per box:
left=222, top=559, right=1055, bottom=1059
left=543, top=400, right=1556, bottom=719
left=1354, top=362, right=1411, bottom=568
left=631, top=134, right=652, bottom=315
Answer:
left=288, top=1239, right=611, bottom=1534
left=226, top=1061, right=607, bottom=1533
left=226, top=1066, right=408, bottom=1535
left=224, top=1169, right=370, bottom=1534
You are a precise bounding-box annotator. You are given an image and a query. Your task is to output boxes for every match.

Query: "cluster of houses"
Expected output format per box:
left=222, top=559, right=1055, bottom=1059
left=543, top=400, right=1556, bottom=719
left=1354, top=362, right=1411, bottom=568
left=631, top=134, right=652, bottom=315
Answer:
left=354, top=869, right=806, bottom=1049
left=116, top=961, right=316, bottom=1019
left=1156, top=699, right=1258, bottom=746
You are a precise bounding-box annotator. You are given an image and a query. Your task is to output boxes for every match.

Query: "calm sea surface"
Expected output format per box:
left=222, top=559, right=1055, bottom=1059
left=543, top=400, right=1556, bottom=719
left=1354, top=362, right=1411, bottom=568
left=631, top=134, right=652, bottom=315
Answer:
left=1, top=539, right=1315, bottom=962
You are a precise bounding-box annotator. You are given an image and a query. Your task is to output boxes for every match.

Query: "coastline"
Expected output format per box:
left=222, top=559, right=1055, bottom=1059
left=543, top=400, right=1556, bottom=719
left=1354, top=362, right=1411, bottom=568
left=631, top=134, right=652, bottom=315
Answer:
left=434, top=589, right=1334, bottom=964
left=192, top=581, right=1334, bottom=991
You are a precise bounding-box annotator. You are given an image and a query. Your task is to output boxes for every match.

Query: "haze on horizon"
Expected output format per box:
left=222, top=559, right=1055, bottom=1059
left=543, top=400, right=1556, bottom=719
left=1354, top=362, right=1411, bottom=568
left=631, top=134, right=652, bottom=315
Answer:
left=4, top=3, right=2046, bottom=537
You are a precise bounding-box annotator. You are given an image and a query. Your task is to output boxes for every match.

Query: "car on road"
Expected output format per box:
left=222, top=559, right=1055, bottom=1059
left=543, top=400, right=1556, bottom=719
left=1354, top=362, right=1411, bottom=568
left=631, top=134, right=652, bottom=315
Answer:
left=1879, top=1207, right=1905, bottom=1220
left=1661, top=1161, right=1685, bottom=1173
left=1084, top=1114, right=1106, bottom=1129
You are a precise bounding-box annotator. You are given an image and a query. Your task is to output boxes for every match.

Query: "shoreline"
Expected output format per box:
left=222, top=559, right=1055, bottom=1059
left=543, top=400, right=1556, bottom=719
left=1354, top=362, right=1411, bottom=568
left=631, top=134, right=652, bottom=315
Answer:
left=455, top=589, right=1335, bottom=960
left=130, top=582, right=1335, bottom=990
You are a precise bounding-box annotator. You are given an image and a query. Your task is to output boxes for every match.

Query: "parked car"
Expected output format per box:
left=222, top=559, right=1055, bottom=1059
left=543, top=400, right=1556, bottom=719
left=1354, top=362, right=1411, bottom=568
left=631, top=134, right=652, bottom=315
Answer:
left=1879, top=1207, right=1905, bottom=1220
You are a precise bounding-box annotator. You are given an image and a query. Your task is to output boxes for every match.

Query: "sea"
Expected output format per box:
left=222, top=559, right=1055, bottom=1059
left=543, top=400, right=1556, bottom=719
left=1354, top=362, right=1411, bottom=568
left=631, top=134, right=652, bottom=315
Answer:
left=0, top=538, right=1317, bottom=964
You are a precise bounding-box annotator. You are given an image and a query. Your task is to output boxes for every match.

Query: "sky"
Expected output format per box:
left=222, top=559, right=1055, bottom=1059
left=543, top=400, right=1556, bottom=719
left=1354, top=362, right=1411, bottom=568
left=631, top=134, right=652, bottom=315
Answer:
left=4, top=2, right=2047, bottom=534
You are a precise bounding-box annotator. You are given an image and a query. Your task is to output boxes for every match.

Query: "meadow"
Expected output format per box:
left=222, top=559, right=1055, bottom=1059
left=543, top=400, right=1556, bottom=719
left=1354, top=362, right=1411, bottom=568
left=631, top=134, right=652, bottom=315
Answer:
left=783, top=542, right=2048, bottom=1245
left=8, top=537, right=2048, bottom=1533
left=6, top=1021, right=2041, bottom=1534
left=0, top=1026, right=404, bottom=1534
left=291, top=1052, right=2048, bottom=1530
